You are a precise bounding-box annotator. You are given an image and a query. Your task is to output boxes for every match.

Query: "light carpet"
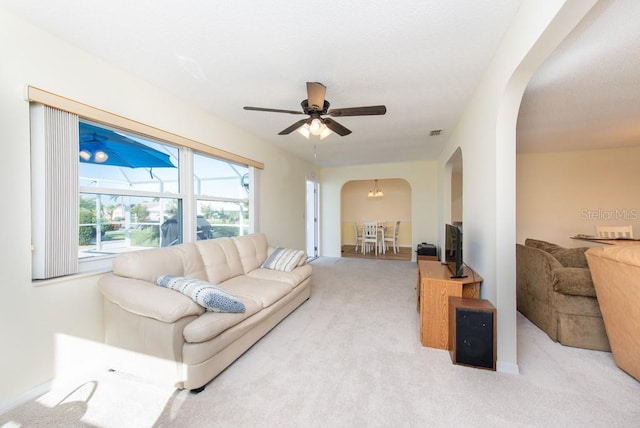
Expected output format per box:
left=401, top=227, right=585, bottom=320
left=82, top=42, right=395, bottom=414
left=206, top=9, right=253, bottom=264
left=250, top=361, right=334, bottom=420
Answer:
left=1, top=257, right=639, bottom=427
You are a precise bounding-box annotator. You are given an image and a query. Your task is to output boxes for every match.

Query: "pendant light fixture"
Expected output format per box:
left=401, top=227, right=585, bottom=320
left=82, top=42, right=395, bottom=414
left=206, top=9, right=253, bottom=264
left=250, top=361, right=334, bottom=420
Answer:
left=367, top=179, right=384, bottom=198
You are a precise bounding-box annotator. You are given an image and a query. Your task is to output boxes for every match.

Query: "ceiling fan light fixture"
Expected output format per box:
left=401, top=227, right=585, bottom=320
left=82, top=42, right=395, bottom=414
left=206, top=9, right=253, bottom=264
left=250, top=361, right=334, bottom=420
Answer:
left=244, top=82, right=386, bottom=139
left=297, top=123, right=311, bottom=139
left=309, top=118, right=324, bottom=136
left=319, top=126, right=333, bottom=140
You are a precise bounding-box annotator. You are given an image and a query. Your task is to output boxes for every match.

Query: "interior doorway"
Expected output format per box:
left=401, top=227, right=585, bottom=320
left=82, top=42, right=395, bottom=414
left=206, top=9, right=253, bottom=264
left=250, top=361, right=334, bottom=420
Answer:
left=306, top=179, right=319, bottom=260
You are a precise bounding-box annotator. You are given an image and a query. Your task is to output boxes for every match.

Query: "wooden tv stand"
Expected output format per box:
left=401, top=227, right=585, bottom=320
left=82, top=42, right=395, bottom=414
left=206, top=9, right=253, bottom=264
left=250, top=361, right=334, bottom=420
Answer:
left=417, top=260, right=482, bottom=349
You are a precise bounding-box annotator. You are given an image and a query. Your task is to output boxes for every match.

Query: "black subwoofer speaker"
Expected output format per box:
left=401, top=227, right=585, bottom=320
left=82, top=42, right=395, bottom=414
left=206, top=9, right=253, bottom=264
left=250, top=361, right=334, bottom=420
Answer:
left=449, top=297, right=496, bottom=370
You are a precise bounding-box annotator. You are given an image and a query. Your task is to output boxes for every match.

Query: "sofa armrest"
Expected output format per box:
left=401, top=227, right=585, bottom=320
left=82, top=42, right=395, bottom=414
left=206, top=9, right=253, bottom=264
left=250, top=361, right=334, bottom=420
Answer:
left=517, top=244, right=563, bottom=303
left=552, top=267, right=596, bottom=297
left=99, top=273, right=204, bottom=323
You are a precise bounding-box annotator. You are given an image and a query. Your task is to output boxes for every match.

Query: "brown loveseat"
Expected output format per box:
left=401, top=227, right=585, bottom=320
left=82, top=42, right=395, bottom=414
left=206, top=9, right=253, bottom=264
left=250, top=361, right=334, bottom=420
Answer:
left=516, top=238, right=610, bottom=351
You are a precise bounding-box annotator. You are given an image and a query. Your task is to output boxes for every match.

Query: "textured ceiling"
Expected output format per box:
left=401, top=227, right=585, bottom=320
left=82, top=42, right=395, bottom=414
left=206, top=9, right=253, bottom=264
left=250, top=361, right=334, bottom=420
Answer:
left=3, top=1, right=637, bottom=166
left=517, top=0, right=640, bottom=154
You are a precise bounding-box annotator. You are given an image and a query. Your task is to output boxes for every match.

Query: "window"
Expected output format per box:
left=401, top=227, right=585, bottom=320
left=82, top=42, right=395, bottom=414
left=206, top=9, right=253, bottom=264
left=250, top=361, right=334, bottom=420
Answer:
left=76, top=122, right=253, bottom=266
left=79, top=121, right=181, bottom=259
left=194, top=153, right=250, bottom=238
left=29, top=92, right=262, bottom=280
left=78, top=193, right=182, bottom=256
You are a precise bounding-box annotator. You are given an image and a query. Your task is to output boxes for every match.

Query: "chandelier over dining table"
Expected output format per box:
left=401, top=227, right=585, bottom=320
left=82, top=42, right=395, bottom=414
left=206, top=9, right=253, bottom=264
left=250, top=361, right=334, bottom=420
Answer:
left=367, top=179, right=384, bottom=198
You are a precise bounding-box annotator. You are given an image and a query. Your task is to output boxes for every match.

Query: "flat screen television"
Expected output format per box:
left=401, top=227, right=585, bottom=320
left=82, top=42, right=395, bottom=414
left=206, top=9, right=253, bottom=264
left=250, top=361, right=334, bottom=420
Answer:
left=445, top=223, right=465, bottom=278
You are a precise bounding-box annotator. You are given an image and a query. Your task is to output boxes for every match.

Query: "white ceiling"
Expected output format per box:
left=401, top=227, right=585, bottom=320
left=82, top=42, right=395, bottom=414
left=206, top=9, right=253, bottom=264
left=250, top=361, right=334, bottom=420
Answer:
left=518, top=0, right=640, bottom=154
left=2, top=0, right=638, bottom=166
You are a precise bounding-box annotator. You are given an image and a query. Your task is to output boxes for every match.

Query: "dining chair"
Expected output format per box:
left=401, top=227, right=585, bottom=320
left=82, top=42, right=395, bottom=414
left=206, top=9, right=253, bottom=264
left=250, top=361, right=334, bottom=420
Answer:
left=381, top=221, right=393, bottom=253
left=595, top=225, right=634, bottom=239
left=353, top=222, right=364, bottom=251
left=383, top=220, right=401, bottom=254
left=361, top=222, right=380, bottom=255
left=376, top=221, right=387, bottom=254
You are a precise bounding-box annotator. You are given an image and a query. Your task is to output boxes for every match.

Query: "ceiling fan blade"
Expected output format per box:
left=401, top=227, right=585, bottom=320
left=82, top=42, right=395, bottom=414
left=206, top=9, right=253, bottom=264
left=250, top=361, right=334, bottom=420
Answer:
left=306, top=82, right=326, bottom=111
left=278, top=118, right=310, bottom=135
left=328, top=105, right=387, bottom=117
left=244, top=106, right=303, bottom=115
left=323, top=118, right=352, bottom=136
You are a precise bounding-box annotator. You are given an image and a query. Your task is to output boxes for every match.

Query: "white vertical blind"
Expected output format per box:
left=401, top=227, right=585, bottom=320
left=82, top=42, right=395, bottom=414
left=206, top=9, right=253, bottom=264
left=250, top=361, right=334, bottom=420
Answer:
left=31, top=104, right=79, bottom=279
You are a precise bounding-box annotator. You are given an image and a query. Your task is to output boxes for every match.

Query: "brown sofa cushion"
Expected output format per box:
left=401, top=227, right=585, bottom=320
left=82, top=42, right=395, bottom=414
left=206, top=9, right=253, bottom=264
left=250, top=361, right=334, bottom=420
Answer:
left=552, top=267, right=597, bottom=297
left=524, top=238, right=589, bottom=268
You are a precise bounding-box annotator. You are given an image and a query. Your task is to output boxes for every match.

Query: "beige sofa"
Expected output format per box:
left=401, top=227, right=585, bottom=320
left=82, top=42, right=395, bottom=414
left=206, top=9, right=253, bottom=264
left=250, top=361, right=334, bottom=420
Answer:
left=516, top=238, right=610, bottom=351
left=586, top=246, right=640, bottom=381
left=98, top=233, right=311, bottom=391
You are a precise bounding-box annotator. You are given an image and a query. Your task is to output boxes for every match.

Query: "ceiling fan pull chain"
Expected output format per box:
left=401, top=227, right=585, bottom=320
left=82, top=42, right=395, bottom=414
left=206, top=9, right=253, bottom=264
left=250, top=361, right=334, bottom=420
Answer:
left=314, top=143, right=317, bottom=159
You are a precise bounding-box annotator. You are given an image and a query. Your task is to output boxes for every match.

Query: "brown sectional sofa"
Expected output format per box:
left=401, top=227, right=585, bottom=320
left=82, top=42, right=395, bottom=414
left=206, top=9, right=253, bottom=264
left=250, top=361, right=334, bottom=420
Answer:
left=516, top=238, right=610, bottom=351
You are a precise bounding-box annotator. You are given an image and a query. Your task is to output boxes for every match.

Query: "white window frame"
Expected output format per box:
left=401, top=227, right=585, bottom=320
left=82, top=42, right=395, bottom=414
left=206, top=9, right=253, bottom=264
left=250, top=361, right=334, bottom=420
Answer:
left=28, top=87, right=263, bottom=282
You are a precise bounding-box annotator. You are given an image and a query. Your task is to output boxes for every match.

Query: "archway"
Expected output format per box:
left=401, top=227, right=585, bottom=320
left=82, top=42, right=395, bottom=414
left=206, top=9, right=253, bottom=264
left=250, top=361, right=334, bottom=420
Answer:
left=340, top=178, right=412, bottom=259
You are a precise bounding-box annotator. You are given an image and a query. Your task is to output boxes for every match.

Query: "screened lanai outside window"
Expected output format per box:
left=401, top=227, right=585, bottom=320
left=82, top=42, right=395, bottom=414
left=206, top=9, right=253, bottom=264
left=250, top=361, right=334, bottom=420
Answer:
left=30, top=97, right=260, bottom=280
left=78, top=121, right=180, bottom=259
left=194, top=153, right=250, bottom=238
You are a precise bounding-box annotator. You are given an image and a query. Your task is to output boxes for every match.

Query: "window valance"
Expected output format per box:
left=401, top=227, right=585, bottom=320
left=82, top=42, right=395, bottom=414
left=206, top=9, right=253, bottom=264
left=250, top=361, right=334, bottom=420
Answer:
left=26, top=85, right=264, bottom=170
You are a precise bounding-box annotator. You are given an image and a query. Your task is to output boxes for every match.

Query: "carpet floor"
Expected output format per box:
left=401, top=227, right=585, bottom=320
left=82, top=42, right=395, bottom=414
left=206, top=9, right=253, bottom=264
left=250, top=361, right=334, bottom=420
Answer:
left=2, top=257, right=639, bottom=427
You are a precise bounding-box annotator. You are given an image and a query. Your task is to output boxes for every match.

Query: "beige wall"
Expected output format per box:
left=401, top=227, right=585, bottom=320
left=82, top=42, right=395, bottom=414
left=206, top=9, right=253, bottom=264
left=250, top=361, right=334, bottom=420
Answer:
left=0, top=9, right=317, bottom=406
left=341, top=178, right=412, bottom=247
left=517, top=146, right=640, bottom=248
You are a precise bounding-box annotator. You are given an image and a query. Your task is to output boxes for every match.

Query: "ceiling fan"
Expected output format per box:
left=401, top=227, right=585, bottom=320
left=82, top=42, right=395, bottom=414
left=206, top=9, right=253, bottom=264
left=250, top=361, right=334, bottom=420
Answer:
left=243, top=82, right=386, bottom=138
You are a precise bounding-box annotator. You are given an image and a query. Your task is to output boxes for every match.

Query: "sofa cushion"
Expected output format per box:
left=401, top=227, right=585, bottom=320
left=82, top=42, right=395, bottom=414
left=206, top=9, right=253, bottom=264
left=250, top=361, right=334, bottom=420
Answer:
left=196, top=238, right=245, bottom=284
left=552, top=247, right=590, bottom=268
left=524, top=238, right=589, bottom=268
left=233, top=233, right=269, bottom=273
left=221, top=275, right=294, bottom=308
left=113, top=243, right=207, bottom=283
left=261, top=247, right=306, bottom=272
left=247, top=264, right=312, bottom=288
left=156, top=275, right=246, bottom=313
left=552, top=267, right=597, bottom=297
left=182, top=297, right=262, bottom=343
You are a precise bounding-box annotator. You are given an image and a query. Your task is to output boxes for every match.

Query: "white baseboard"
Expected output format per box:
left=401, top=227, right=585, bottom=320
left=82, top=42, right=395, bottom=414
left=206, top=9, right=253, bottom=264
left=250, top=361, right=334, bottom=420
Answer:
left=496, top=360, right=520, bottom=375
left=0, top=380, right=52, bottom=416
